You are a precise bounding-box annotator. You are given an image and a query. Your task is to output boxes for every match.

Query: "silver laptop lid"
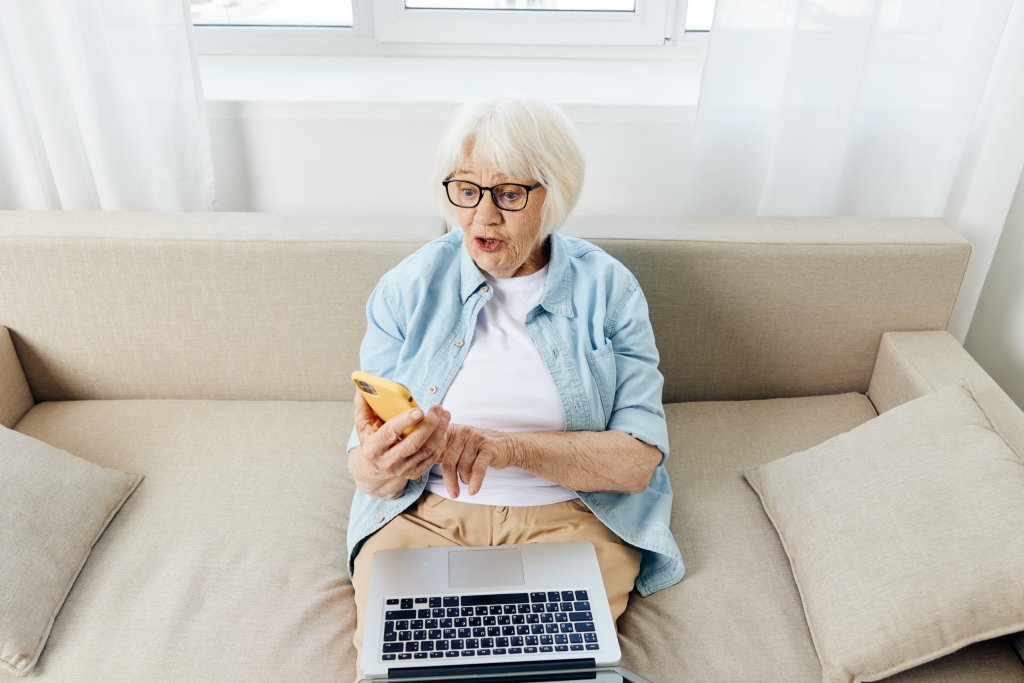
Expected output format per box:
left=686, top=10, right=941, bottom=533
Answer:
left=361, top=541, right=621, bottom=678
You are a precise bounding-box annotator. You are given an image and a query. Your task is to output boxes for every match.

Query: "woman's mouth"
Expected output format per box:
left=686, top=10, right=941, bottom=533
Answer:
left=474, top=236, right=503, bottom=253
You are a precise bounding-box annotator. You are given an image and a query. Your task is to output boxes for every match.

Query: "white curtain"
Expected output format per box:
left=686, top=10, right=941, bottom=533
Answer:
left=683, top=0, right=1024, bottom=342
left=0, top=0, right=215, bottom=211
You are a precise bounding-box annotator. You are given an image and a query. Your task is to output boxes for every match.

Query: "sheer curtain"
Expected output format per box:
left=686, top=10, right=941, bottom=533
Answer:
left=0, top=0, right=215, bottom=210
left=683, top=0, right=1024, bottom=342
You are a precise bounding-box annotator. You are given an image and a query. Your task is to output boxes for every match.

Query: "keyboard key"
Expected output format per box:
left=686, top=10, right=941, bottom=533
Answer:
left=467, top=638, right=479, bottom=649
left=540, top=635, right=553, bottom=645
left=451, top=639, right=464, bottom=650
left=496, top=637, right=509, bottom=648
left=502, top=626, right=515, bottom=636
left=443, top=597, right=459, bottom=607
left=512, top=615, right=525, bottom=625
left=575, top=622, right=596, bottom=632
left=545, top=624, right=559, bottom=634
left=559, top=623, right=574, bottom=633
left=383, top=653, right=396, bottom=660
left=561, top=591, right=574, bottom=602
left=475, top=606, right=488, bottom=616
left=400, top=598, right=413, bottom=609
left=395, top=620, right=409, bottom=631
left=415, top=652, right=428, bottom=659
left=428, top=630, right=441, bottom=639
left=555, top=613, right=568, bottom=623
left=503, top=605, right=517, bottom=615
left=531, top=604, right=545, bottom=613
left=443, top=629, right=456, bottom=639
left=386, top=598, right=399, bottom=605
left=407, top=641, right=420, bottom=651
left=540, top=614, right=554, bottom=623
left=525, top=636, right=538, bottom=646
left=454, top=618, right=468, bottom=628
left=569, top=634, right=583, bottom=644
left=384, top=622, right=395, bottom=634
left=555, top=634, right=568, bottom=644
left=494, top=648, right=507, bottom=655
left=516, top=625, right=530, bottom=635
left=384, top=632, right=397, bottom=642
left=586, top=643, right=599, bottom=650
left=574, top=601, right=591, bottom=611
left=525, top=646, right=538, bottom=654
left=429, top=597, right=442, bottom=608
left=445, top=651, right=460, bottom=658
left=432, top=608, right=444, bottom=618
left=440, top=619, right=453, bottom=628
left=509, top=647, right=523, bottom=654
left=555, top=645, right=568, bottom=652
left=498, top=616, right=511, bottom=626
left=517, top=604, right=531, bottom=614
left=398, top=631, right=412, bottom=642
left=469, top=617, right=482, bottom=627
left=461, top=607, right=474, bottom=616
left=383, top=643, right=403, bottom=653
left=510, top=636, right=524, bottom=647
left=461, top=650, right=474, bottom=657
left=570, top=612, right=593, bottom=622
left=547, top=591, right=560, bottom=602
left=462, top=593, right=530, bottom=606
left=385, top=610, right=416, bottom=620
left=571, top=644, right=584, bottom=651
left=489, top=606, right=502, bottom=615
left=447, top=608, right=459, bottom=617
left=429, top=651, right=443, bottom=658
left=530, top=592, right=546, bottom=602
left=421, top=641, right=434, bottom=651
left=575, top=590, right=589, bottom=601
left=540, top=645, right=553, bottom=652
left=477, top=649, right=492, bottom=656
left=481, top=638, right=494, bottom=648
left=436, top=641, right=449, bottom=651
left=458, top=628, right=471, bottom=638
left=410, top=620, right=424, bottom=630
left=545, top=603, right=559, bottom=613
left=559, top=602, right=573, bottom=612
left=417, top=609, right=430, bottom=619
left=399, top=652, right=412, bottom=660
left=584, top=633, right=598, bottom=643
left=531, top=624, right=544, bottom=635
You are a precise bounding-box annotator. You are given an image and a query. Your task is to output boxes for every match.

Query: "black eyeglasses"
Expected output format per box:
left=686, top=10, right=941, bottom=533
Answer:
left=442, top=179, right=543, bottom=212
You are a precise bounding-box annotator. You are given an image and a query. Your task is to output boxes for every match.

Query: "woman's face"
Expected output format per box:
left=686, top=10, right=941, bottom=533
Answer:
left=451, top=152, right=548, bottom=279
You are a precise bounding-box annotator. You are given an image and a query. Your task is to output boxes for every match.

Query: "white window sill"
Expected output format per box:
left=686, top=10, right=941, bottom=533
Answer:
left=198, top=51, right=704, bottom=123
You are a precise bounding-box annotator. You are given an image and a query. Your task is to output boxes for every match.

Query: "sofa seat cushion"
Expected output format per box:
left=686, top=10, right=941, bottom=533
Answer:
left=617, top=392, right=1024, bottom=682
left=4, top=399, right=360, bottom=682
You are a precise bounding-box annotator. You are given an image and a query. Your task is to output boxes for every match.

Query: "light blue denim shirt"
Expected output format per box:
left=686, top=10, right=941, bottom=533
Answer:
left=346, top=228, right=684, bottom=596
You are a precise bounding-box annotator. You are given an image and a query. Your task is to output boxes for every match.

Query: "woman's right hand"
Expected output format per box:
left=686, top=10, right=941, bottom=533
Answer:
left=348, top=391, right=451, bottom=499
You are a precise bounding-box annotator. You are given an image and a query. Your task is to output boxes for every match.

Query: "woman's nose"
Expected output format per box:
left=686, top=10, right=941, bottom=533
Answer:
left=473, top=191, right=502, bottom=225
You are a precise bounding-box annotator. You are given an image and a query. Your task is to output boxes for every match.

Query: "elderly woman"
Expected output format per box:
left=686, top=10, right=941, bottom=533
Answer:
left=346, top=96, right=683, bottom=659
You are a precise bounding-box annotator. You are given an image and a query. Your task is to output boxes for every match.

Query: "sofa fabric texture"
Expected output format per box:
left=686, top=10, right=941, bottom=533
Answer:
left=0, top=327, right=32, bottom=429
left=0, top=427, right=141, bottom=677
left=1, top=212, right=1022, bottom=681
left=746, top=384, right=1024, bottom=682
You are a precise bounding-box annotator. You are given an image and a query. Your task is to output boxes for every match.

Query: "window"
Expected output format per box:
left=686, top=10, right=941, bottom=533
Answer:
left=191, top=1, right=714, bottom=54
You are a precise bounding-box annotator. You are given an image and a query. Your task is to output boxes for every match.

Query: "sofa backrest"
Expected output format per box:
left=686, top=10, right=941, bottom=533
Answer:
left=0, top=212, right=969, bottom=403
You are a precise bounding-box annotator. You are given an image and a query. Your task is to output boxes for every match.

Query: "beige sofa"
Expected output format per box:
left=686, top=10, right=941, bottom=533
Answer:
left=1, top=211, right=1023, bottom=681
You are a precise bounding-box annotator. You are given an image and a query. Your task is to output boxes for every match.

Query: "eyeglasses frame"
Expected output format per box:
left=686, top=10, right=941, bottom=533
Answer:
left=442, top=178, right=543, bottom=212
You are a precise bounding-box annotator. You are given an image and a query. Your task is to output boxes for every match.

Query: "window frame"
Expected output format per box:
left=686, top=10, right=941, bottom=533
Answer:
left=192, top=0, right=699, bottom=56
left=374, top=0, right=674, bottom=46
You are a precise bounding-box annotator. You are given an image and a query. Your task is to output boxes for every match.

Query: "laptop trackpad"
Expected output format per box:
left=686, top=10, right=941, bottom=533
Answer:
left=448, top=548, right=525, bottom=589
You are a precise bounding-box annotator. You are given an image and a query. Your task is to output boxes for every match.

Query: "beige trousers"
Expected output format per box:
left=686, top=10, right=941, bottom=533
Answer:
left=352, top=492, right=641, bottom=669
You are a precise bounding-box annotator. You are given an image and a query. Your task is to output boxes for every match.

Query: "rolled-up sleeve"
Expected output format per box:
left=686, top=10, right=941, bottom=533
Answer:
left=606, top=281, right=670, bottom=464
left=346, top=278, right=405, bottom=453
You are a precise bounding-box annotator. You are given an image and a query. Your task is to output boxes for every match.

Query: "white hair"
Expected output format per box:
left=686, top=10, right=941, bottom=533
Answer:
left=433, top=96, right=586, bottom=238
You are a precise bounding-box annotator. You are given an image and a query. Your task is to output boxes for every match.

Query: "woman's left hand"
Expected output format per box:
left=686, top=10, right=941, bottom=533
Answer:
left=439, top=424, right=515, bottom=498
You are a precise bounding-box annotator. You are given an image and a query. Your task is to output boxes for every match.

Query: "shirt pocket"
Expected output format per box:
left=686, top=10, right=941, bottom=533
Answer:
left=584, top=339, right=616, bottom=423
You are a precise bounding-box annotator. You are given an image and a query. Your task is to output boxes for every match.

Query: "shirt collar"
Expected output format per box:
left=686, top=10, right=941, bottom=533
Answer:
left=457, top=229, right=575, bottom=318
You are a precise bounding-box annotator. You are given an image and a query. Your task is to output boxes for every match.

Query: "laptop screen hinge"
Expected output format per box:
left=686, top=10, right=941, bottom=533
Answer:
left=388, top=657, right=598, bottom=681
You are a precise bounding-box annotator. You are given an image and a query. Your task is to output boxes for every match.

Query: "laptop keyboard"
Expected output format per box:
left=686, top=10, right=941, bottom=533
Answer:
left=380, top=590, right=600, bottom=662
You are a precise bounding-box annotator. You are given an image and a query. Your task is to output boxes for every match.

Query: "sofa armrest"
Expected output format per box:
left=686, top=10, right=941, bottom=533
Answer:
left=868, top=330, right=1024, bottom=460
left=869, top=331, right=1024, bottom=664
left=0, top=327, right=33, bottom=428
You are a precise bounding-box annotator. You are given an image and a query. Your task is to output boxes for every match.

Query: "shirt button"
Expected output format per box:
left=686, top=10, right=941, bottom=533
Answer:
left=551, top=348, right=559, bottom=358
left=481, top=285, right=490, bottom=293
left=454, top=339, right=464, bottom=348
left=377, top=515, right=386, bottom=524
left=428, top=386, right=437, bottom=394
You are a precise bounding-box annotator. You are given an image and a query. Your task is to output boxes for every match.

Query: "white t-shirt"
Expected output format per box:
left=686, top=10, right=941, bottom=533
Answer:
left=426, top=264, right=577, bottom=506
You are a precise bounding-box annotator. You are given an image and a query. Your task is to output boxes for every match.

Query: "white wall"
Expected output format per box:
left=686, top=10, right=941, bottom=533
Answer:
left=965, top=170, right=1024, bottom=409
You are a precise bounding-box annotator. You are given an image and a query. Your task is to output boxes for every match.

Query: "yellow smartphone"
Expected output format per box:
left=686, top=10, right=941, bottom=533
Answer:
left=351, top=371, right=421, bottom=437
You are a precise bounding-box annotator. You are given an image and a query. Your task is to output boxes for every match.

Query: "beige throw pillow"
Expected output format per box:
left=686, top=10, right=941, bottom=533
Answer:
left=745, top=384, right=1024, bottom=683
left=1, top=427, right=142, bottom=676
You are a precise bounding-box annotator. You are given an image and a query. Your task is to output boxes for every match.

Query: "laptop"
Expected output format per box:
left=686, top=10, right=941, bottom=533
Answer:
left=359, top=540, right=649, bottom=682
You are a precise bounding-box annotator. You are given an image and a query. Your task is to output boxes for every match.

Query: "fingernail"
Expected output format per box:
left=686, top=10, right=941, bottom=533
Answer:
left=411, top=409, right=423, bottom=420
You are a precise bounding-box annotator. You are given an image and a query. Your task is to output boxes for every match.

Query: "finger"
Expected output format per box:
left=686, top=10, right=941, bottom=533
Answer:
left=440, top=455, right=460, bottom=498
left=395, top=410, right=450, bottom=477
left=469, top=456, right=490, bottom=496
left=367, top=407, right=424, bottom=454
left=353, top=392, right=383, bottom=441
left=388, top=406, right=443, bottom=460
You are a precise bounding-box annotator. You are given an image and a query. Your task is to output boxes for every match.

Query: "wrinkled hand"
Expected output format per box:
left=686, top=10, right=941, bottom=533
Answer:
left=351, top=392, right=450, bottom=497
left=439, top=423, right=515, bottom=498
